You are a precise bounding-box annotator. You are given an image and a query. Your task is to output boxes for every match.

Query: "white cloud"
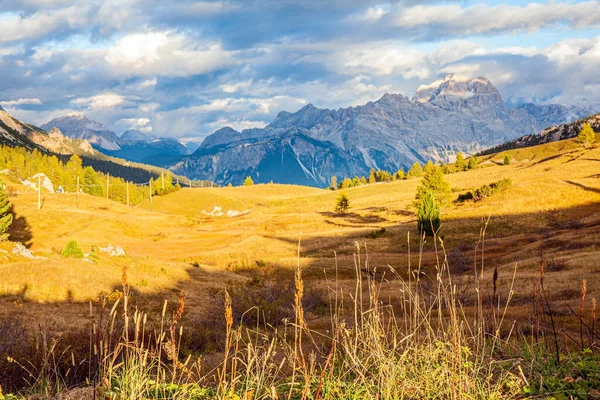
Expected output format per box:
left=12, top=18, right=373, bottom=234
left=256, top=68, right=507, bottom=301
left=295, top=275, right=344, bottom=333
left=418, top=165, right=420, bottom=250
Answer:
left=302, top=41, right=431, bottom=78
left=105, top=31, right=236, bottom=77
left=220, top=80, right=253, bottom=93
left=0, top=98, right=42, bottom=106
left=117, top=117, right=153, bottom=133
left=390, top=2, right=600, bottom=35
left=0, top=5, right=91, bottom=43
left=72, top=92, right=129, bottom=109
left=205, top=118, right=266, bottom=132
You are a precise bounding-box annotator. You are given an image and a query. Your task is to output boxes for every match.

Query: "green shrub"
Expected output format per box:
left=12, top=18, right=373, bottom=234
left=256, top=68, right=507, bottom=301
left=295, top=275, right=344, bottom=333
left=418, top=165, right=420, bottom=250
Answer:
left=457, top=178, right=512, bottom=203
left=62, top=240, right=84, bottom=258
left=366, top=227, right=386, bottom=239
left=503, top=155, right=510, bottom=165
left=417, top=191, right=440, bottom=236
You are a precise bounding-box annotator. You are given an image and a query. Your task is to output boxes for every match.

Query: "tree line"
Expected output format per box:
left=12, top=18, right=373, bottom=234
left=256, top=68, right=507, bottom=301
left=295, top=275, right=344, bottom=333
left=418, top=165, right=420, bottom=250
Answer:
left=330, top=152, right=479, bottom=190
left=0, top=145, right=180, bottom=205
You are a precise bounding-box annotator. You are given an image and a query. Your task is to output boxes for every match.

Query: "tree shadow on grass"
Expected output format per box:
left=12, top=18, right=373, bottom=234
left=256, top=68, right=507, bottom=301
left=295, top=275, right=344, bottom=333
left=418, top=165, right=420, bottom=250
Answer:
left=8, top=204, right=32, bottom=248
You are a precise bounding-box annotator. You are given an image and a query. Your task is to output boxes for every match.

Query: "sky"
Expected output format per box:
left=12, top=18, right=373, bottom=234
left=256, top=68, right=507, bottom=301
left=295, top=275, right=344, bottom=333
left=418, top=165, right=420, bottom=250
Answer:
left=1, top=0, right=600, bottom=143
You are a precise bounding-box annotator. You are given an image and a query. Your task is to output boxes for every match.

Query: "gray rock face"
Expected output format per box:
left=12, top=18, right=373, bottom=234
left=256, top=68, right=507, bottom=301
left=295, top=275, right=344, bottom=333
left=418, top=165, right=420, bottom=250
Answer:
left=174, top=74, right=594, bottom=186
left=42, top=115, right=121, bottom=151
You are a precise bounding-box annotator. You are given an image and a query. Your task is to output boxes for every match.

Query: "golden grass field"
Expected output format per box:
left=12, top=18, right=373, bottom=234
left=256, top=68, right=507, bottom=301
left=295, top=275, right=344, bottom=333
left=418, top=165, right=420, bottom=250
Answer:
left=1, top=137, right=599, bottom=334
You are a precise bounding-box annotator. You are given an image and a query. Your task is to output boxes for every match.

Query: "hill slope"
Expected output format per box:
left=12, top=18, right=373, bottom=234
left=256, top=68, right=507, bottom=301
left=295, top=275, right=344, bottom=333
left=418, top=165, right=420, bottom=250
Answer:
left=480, top=113, right=600, bottom=155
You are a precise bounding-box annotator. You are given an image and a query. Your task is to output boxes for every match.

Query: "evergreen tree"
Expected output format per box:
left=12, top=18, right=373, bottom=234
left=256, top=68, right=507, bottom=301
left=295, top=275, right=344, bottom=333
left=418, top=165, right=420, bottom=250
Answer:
left=368, top=168, right=376, bottom=184
left=503, top=155, right=510, bottom=165
left=82, top=166, right=103, bottom=196
left=0, top=180, right=13, bottom=242
left=407, top=162, right=423, bottom=178
left=330, top=176, right=337, bottom=190
left=423, top=160, right=435, bottom=175
left=396, top=169, right=405, bottom=180
left=335, top=192, right=350, bottom=215
left=340, top=177, right=353, bottom=189
left=360, top=176, right=368, bottom=185
left=243, top=176, right=254, bottom=186
left=455, top=152, right=466, bottom=171
left=417, top=191, right=440, bottom=237
left=415, top=164, right=452, bottom=207
left=468, top=156, right=479, bottom=170
left=578, top=123, right=596, bottom=148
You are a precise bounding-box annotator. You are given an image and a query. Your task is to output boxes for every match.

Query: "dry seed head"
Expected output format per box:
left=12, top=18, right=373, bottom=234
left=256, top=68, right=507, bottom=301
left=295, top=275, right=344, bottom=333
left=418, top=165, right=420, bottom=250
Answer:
left=580, top=279, right=587, bottom=315
left=225, top=290, right=233, bottom=330
left=121, top=266, right=128, bottom=290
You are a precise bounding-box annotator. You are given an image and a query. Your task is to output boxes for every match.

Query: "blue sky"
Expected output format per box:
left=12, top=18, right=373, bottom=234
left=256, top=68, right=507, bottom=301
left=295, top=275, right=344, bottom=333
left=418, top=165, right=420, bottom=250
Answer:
left=1, top=0, right=600, bottom=142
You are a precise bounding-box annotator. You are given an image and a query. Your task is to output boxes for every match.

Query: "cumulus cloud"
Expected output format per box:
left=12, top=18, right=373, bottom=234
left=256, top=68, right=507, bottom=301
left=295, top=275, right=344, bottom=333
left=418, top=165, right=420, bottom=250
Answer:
left=389, top=2, right=600, bottom=36
left=72, top=93, right=130, bottom=109
left=104, top=31, right=236, bottom=77
left=0, top=4, right=92, bottom=43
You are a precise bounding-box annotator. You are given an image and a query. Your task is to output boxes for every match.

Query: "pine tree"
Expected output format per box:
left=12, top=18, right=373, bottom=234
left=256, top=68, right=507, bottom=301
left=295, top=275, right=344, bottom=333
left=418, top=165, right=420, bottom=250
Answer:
left=368, top=168, right=376, bottom=184
left=468, top=156, right=479, bottom=170
left=423, top=160, right=435, bottom=175
left=578, top=123, right=596, bottom=148
left=455, top=152, right=466, bottom=171
left=335, top=192, right=350, bottom=215
left=407, top=162, right=423, bottom=178
left=341, top=177, right=353, bottom=189
left=0, top=180, right=13, bottom=241
left=503, top=155, right=510, bottom=165
left=330, top=176, right=337, bottom=190
left=417, top=191, right=440, bottom=237
left=243, top=176, right=254, bottom=186
left=82, top=166, right=103, bottom=196
left=396, top=169, right=405, bottom=180
left=415, top=164, right=452, bottom=207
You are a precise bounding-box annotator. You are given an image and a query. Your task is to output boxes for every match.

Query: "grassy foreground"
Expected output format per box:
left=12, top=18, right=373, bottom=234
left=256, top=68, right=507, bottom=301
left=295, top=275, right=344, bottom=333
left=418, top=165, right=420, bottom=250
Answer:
left=0, top=137, right=600, bottom=398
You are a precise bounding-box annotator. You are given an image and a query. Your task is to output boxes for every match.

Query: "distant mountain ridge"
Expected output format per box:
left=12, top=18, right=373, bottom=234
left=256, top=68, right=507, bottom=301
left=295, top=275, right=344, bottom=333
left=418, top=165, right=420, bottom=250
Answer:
left=172, top=74, right=595, bottom=186
left=41, top=116, right=193, bottom=167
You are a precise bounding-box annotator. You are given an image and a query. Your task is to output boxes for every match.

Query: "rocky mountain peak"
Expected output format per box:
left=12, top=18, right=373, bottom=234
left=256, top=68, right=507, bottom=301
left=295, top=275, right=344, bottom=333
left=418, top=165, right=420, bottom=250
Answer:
left=413, top=74, right=500, bottom=104
left=42, top=115, right=121, bottom=151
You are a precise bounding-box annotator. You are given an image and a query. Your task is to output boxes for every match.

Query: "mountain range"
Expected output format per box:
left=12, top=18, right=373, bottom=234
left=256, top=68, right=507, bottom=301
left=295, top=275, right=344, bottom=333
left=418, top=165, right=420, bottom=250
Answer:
left=170, top=74, right=595, bottom=186
left=40, top=116, right=192, bottom=167
left=2, top=74, right=597, bottom=187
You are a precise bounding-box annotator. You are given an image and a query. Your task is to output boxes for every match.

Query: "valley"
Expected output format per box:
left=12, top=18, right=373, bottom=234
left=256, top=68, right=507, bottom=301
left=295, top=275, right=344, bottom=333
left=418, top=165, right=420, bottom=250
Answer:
left=1, top=134, right=599, bottom=397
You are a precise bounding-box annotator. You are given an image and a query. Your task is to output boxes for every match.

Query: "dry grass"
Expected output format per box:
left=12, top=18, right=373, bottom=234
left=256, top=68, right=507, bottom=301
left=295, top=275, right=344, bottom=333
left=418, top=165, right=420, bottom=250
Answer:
left=0, top=139, right=599, bottom=374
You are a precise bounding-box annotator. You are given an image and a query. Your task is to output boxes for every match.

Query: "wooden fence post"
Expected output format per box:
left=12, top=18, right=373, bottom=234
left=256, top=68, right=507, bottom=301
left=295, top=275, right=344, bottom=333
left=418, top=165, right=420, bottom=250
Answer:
left=37, top=175, right=41, bottom=210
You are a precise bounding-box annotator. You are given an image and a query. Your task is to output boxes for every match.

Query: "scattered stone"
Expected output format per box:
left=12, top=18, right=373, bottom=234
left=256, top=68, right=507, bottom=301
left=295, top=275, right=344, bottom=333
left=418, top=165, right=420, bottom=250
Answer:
left=202, top=205, right=250, bottom=217
left=12, top=243, right=45, bottom=259
left=226, top=209, right=250, bottom=217
left=99, top=244, right=125, bottom=256
left=202, top=206, right=223, bottom=217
